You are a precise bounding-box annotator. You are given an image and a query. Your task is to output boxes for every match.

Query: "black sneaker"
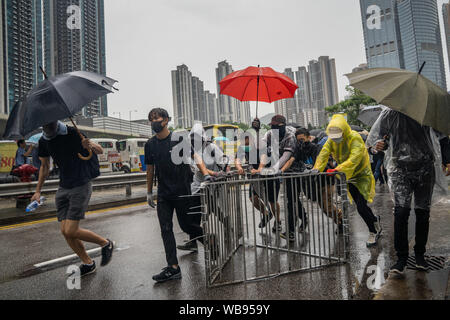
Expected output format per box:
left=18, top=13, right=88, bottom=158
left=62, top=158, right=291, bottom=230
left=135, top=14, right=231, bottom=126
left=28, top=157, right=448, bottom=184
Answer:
left=177, top=240, right=198, bottom=252
left=280, top=232, right=295, bottom=242
left=389, top=260, right=407, bottom=276
left=101, top=239, right=114, bottom=267
left=259, top=210, right=274, bottom=229
left=415, top=255, right=429, bottom=272
left=152, top=266, right=182, bottom=283
left=272, top=222, right=282, bottom=234
left=78, top=261, right=97, bottom=277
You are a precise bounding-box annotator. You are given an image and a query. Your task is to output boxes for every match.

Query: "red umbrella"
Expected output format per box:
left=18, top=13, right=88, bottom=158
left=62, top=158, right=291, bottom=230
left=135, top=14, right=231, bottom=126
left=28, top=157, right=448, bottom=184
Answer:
left=219, top=66, right=299, bottom=117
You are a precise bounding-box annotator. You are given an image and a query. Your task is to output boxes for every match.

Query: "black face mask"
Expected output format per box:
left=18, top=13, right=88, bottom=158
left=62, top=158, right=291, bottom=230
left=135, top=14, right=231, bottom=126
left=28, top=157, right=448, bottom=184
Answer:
left=43, top=122, right=58, bottom=139
left=272, top=125, right=286, bottom=140
left=152, top=120, right=165, bottom=134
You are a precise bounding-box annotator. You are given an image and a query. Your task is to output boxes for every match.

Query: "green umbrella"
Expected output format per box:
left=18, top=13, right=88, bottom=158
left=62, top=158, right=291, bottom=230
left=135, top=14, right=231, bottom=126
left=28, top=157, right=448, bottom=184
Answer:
left=346, top=65, right=450, bottom=134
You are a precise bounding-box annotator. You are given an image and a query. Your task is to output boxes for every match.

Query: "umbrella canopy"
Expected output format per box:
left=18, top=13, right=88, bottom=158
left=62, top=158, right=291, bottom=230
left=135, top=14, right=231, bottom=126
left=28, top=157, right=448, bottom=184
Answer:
left=219, top=66, right=298, bottom=117
left=3, top=71, right=117, bottom=139
left=346, top=67, right=450, bottom=134
left=350, top=125, right=364, bottom=132
left=27, top=133, right=43, bottom=145
left=357, top=105, right=387, bottom=127
left=310, top=129, right=324, bottom=137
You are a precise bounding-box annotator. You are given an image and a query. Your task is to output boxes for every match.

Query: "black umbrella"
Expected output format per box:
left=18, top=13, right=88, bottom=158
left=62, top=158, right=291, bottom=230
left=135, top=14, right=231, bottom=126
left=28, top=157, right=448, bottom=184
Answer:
left=310, top=129, right=324, bottom=137
left=350, top=125, right=364, bottom=132
left=3, top=70, right=118, bottom=160
left=4, top=70, right=117, bottom=139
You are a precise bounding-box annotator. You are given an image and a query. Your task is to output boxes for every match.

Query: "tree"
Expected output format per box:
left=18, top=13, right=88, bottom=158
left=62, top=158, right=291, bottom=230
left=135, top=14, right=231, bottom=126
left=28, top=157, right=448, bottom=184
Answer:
left=326, top=86, right=376, bottom=129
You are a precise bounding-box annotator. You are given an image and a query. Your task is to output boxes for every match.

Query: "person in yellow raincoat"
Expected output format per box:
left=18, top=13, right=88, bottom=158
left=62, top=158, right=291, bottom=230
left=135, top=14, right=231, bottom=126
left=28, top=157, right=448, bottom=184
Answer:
left=313, top=115, right=382, bottom=247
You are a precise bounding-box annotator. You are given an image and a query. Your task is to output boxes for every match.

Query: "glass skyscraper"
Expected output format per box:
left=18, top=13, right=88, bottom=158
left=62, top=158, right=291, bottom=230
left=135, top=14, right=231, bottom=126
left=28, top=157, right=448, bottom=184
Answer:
left=43, top=0, right=108, bottom=117
left=1, top=0, right=108, bottom=116
left=443, top=2, right=450, bottom=74
left=1, top=0, right=44, bottom=114
left=360, top=0, right=404, bottom=69
left=360, top=0, right=447, bottom=90
left=397, top=0, right=447, bottom=89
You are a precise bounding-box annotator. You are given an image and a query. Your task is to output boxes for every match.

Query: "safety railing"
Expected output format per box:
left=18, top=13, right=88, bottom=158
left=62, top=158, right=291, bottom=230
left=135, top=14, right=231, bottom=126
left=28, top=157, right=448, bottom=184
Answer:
left=200, top=171, right=350, bottom=288
left=0, top=173, right=147, bottom=198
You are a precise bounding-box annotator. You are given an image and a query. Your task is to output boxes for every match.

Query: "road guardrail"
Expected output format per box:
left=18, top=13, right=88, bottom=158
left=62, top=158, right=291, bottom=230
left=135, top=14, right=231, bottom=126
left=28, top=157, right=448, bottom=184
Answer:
left=0, top=173, right=147, bottom=198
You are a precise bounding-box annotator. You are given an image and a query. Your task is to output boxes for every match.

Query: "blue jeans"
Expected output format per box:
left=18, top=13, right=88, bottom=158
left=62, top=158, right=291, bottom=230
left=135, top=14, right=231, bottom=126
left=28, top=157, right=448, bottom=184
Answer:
left=373, top=159, right=384, bottom=183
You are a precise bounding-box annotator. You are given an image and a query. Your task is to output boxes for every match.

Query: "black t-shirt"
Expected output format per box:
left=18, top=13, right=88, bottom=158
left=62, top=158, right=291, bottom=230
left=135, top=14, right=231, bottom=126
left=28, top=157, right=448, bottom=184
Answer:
left=291, top=142, right=319, bottom=172
left=145, top=133, right=193, bottom=200
left=38, top=127, right=100, bottom=189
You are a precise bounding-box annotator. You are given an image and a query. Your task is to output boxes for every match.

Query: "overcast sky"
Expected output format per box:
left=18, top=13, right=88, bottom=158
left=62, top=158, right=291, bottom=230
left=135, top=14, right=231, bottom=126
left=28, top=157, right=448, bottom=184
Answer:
left=104, top=0, right=450, bottom=122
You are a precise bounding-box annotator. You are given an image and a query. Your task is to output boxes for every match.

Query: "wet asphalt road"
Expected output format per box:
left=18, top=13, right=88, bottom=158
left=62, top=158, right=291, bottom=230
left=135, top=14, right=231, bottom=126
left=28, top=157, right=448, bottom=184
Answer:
left=0, top=185, right=448, bottom=300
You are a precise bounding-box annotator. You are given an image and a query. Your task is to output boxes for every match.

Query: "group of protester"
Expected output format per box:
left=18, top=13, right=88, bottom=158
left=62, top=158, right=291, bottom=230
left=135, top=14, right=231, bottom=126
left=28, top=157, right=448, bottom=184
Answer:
left=28, top=106, right=450, bottom=283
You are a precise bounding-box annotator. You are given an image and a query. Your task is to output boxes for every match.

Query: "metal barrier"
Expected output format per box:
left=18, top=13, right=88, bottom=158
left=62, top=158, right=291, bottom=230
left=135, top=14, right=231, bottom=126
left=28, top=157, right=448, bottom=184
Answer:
left=200, top=171, right=350, bottom=288
left=0, top=173, right=147, bottom=198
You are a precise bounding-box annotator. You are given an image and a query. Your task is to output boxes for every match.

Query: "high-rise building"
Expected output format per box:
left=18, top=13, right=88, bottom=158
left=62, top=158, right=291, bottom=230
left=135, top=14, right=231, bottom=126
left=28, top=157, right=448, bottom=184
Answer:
left=274, top=68, right=297, bottom=123
left=308, top=56, right=339, bottom=126
left=443, top=2, right=450, bottom=73
left=171, top=64, right=194, bottom=129
left=216, top=60, right=251, bottom=124
left=204, top=91, right=219, bottom=124
left=43, top=0, right=108, bottom=117
left=192, top=76, right=205, bottom=123
left=360, top=0, right=404, bottom=69
left=1, top=0, right=44, bottom=115
left=360, top=0, right=447, bottom=90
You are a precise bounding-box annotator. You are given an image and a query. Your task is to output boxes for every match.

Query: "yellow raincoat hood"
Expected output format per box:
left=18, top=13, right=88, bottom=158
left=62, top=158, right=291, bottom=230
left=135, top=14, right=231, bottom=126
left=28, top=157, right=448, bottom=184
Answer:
left=314, top=115, right=376, bottom=203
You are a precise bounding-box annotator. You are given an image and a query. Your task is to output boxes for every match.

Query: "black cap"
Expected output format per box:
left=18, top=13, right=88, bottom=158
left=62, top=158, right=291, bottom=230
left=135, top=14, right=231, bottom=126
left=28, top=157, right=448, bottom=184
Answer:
left=270, top=115, right=287, bottom=126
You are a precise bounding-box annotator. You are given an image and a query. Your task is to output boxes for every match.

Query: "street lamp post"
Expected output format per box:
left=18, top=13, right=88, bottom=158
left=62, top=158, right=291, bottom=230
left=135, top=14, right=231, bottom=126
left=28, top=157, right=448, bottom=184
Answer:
left=129, top=110, right=138, bottom=136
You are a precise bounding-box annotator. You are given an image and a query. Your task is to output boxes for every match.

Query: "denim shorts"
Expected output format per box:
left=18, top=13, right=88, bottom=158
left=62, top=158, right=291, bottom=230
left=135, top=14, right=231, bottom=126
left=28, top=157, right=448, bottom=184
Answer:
left=55, top=182, right=93, bottom=222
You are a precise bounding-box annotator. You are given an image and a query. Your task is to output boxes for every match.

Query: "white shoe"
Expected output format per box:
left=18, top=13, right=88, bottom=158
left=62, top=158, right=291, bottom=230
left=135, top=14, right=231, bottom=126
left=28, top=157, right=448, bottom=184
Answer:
left=366, top=233, right=378, bottom=247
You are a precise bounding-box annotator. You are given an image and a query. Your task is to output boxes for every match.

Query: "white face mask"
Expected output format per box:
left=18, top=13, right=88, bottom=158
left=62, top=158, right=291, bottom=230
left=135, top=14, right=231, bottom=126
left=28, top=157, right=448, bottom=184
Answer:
left=332, top=137, right=343, bottom=144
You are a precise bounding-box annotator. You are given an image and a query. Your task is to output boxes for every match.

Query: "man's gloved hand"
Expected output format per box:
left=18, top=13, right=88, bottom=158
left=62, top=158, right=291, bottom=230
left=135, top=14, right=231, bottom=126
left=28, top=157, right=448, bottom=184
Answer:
left=310, top=169, right=320, bottom=175
left=204, top=174, right=215, bottom=182
left=147, top=191, right=156, bottom=208
left=326, top=169, right=338, bottom=176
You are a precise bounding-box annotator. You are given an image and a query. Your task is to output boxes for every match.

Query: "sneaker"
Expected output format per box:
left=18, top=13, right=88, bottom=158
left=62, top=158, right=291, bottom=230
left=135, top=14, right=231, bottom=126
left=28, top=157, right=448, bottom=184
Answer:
left=101, top=239, right=114, bottom=267
left=78, top=261, right=97, bottom=277
left=415, top=255, right=429, bottom=272
left=366, top=233, right=379, bottom=247
left=259, top=210, right=274, bottom=229
left=374, top=216, right=383, bottom=237
left=152, top=266, right=182, bottom=283
left=272, top=222, right=282, bottom=234
left=280, top=232, right=295, bottom=242
left=177, top=240, right=198, bottom=252
left=389, top=260, right=407, bottom=276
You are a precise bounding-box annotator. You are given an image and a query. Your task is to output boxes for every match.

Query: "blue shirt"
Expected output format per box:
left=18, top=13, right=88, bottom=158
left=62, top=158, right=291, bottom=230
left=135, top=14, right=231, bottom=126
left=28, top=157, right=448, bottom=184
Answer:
left=15, top=147, right=26, bottom=166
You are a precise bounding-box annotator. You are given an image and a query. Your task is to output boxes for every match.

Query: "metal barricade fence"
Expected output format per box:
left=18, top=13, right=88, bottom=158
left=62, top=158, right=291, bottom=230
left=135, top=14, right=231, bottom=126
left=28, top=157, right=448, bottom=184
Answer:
left=200, top=171, right=350, bottom=288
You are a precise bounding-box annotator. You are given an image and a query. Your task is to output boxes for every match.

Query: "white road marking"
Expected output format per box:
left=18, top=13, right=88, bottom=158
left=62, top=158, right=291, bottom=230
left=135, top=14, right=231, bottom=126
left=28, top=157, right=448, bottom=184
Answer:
left=33, top=242, right=129, bottom=269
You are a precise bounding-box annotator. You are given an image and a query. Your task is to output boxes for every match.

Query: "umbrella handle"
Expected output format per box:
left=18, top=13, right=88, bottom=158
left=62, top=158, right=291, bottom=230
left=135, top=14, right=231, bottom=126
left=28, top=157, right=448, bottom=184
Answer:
left=69, top=117, right=94, bottom=161
left=78, top=149, right=93, bottom=161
